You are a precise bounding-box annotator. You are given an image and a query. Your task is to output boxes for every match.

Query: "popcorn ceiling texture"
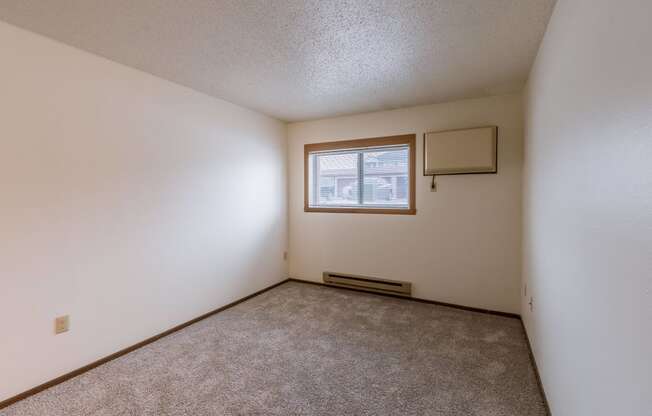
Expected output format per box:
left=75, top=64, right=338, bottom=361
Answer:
left=1, top=282, right=547, bottom=415
left=0, top=0, right=555, bottom=121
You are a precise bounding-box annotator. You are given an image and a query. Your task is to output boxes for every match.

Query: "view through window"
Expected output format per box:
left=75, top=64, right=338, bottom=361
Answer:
left=305, top=135, right=415, bottom=214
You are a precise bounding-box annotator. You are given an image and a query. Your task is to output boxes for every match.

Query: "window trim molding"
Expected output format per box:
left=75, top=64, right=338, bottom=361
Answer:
left=304, top=134, right=416, bottom=215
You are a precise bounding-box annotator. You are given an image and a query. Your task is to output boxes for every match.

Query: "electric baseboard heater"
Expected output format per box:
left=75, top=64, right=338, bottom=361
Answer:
left=323, top=272, right=412, bottom=296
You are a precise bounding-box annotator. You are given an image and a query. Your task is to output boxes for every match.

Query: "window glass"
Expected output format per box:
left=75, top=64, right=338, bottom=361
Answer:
left=308, top=145, right=409, bottom=209
left=313, top=152, right=359, bottom=206
left=362, top=148, right=409, bottom=206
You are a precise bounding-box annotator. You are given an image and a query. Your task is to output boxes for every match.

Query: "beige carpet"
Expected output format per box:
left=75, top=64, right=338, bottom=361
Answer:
left=1, top=281, right=547, bottom=415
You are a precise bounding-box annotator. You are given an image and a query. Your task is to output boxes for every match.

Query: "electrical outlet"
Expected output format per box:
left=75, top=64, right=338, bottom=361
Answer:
left=55, top=315, right=69, bottom=334
left=283, top=251, right=288, bottom=261
left=528, top=297, right=534, bottom=312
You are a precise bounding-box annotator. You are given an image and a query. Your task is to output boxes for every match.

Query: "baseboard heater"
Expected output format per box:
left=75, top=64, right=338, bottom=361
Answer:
left=322, top=272, right=412, bottom=297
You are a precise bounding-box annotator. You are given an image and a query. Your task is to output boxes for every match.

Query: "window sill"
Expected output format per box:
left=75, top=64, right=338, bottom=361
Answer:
left=304, top=207, right=416, bottom=215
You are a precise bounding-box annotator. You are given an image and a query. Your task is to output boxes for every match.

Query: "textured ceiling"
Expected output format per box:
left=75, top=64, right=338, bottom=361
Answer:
left=0, top=0, right=555, bottom=122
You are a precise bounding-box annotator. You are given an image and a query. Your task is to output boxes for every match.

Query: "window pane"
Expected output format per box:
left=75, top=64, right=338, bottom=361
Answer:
left=362, top=148, right=409, bottom=206
left=312, top=152, right=359, bottom=206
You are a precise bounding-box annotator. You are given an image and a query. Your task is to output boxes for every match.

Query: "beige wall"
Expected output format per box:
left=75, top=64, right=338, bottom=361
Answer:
left=288, top=94, right=523, bottom=314
left=523, top=0, right=652, bottom=414
left=0, top=21, right=288, bottom=401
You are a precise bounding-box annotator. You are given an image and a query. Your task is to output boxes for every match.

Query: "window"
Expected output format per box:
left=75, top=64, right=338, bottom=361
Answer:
left=304, top=135, right=416, bottom=214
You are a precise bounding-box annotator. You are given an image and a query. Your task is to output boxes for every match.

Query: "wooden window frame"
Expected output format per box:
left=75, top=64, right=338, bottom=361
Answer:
left=304, top=134, right=416, bottom=215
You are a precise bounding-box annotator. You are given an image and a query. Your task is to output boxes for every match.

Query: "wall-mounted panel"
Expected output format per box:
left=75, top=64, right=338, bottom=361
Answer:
left=424, top=126, right=497, bottom=175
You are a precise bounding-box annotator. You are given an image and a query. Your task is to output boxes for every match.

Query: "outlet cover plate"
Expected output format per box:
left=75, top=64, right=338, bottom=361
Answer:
left=55, top=315, right=69, bottom=334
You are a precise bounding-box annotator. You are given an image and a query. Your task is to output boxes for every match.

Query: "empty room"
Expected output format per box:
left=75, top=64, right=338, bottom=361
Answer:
left=1, top=1, right=650, bottom=415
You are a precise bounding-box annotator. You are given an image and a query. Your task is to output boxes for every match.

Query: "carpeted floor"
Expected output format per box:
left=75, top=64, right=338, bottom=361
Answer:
left=1, top=281, right=547, bottom=416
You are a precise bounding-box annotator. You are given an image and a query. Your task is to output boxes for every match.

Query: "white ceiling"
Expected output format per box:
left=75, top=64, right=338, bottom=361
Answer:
left=0, top=1, right=555, bottom=122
